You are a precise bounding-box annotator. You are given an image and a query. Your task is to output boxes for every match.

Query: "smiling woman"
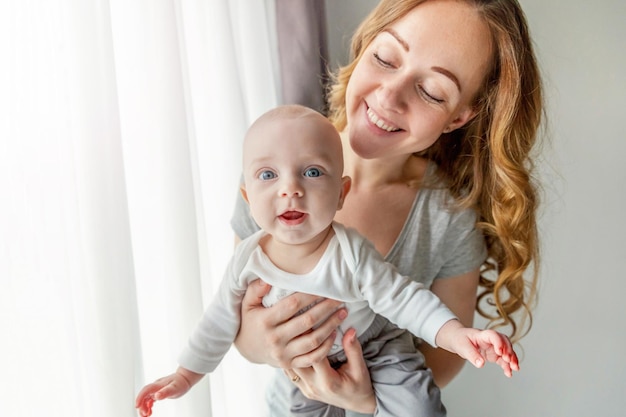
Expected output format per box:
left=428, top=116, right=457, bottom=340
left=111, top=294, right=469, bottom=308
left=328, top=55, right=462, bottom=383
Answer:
left=339, top=1, right=494, bottom=160
left=1, top=0, right=564, bottom=416
left=233, top=1, right=544, bottom=416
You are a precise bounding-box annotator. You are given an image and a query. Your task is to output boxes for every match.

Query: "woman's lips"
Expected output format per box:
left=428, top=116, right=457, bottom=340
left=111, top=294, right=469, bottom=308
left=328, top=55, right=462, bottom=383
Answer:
left=366, top=106, right=401, bottom=132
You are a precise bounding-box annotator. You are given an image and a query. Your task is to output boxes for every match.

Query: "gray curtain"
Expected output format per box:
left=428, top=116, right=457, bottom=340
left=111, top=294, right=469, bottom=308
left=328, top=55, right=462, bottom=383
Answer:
left=275, top=0, right=329, bottom=114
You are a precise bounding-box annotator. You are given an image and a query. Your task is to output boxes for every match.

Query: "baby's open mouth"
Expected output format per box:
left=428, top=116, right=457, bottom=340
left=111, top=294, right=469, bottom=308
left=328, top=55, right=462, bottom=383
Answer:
left=280, top=211, right=305, bottom=221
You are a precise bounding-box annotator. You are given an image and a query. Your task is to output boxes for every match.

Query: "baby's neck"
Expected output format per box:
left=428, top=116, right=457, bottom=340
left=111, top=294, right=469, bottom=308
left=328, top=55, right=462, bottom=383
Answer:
left=260, top=226, right=335, bottom=274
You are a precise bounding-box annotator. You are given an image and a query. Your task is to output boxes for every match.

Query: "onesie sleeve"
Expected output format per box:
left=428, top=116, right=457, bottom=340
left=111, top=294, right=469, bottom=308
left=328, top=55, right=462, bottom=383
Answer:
left=178, top=246, right=249, bottom=373
left=353, top=234, right=457, bottom=347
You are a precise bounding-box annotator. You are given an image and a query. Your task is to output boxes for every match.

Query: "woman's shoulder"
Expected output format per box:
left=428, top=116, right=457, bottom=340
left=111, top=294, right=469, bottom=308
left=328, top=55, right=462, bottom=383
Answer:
left=386, top=164, right=484, bottom=284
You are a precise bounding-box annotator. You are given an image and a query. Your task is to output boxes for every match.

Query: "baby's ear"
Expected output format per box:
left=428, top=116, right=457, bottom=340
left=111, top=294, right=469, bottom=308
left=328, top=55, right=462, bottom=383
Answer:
left=240, top=185, right=249, bottom=204
left=337, top=176, right=352, bottom=210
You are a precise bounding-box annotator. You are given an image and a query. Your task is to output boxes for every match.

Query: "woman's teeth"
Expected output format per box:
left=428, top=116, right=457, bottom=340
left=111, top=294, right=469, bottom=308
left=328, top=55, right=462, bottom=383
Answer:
left=367, top=108, right=400, bottom=132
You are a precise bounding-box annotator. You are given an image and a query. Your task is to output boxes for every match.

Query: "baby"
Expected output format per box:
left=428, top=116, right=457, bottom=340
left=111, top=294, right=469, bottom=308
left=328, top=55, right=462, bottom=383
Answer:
left=136, top=105, right=519, bottom=417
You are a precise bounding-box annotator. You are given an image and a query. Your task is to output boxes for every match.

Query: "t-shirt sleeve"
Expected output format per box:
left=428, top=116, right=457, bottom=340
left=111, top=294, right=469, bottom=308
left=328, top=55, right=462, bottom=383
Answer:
left=389, top=186, right=488, bottom=288
left=230, top=181, right=260, bottom=240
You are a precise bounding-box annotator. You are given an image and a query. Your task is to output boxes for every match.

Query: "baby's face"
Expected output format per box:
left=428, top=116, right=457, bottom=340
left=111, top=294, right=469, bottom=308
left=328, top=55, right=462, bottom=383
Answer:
left=242, top=113, right=347, bottom=246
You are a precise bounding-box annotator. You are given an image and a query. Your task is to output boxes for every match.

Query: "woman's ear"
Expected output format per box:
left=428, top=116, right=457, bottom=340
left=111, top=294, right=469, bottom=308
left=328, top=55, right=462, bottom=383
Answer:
left=337, top=176, right=352, bottom=210
left=443, top=106, right=477, bottom=133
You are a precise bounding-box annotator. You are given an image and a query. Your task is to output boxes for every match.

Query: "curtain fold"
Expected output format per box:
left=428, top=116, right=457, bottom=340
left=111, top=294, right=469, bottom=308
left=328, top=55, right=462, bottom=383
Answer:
left=1, top=1, right=141, bottom=416
left=108, top=0, right=212, bottom=415
left=1, top=0, right=281, bottom=416
left=275, top=0, right=329, bottom=113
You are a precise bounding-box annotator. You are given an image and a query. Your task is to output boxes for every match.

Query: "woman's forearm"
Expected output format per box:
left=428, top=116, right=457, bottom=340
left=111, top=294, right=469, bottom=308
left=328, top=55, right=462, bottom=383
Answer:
left=419, top=343, right=466, bottom=388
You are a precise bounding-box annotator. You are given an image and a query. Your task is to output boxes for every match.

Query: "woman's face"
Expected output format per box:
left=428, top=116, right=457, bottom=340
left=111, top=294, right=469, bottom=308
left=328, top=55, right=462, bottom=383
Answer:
left=345, top=0, right=493, bottom=159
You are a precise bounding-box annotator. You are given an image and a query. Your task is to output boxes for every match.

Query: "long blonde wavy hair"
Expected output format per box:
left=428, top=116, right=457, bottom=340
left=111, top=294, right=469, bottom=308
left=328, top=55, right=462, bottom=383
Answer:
left=327, top=0, right=544, bottom=342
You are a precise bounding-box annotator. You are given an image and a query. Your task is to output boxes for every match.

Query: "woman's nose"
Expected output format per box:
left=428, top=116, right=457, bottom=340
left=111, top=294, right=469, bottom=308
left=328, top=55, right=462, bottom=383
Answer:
left=377, top=76, right=408, bottom=113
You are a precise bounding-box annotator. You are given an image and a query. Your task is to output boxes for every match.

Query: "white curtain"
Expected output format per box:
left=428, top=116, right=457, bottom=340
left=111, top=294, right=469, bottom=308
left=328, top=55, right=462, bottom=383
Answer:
left=0, top=1, right=280, bottom=416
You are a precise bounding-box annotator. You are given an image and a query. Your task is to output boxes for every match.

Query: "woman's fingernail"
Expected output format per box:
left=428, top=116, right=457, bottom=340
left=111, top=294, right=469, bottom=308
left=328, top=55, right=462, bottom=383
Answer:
left=338, top=310, right=348, bottom=320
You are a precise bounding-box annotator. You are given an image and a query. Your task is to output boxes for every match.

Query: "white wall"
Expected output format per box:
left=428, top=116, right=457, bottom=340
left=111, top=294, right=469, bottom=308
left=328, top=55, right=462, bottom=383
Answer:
left=326, top=1, right=626, bottom=415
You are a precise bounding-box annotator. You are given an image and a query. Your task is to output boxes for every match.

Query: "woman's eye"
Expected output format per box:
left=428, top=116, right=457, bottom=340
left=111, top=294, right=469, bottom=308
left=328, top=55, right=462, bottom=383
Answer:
left=258, top=170, right=277, bottom=180
left=418, top=86, right=445, bottom=104
left=304, top=167, right=322, bottom=178
left=373, top=52, right=393, bottom=68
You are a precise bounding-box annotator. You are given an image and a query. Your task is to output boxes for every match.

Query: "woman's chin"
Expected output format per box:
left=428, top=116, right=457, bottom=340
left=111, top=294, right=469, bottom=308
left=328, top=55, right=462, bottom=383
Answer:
left=349, top=132, right=388, bottom=160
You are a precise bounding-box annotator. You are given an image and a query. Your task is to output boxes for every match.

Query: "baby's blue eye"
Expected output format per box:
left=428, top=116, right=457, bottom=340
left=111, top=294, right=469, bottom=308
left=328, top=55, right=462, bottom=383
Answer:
left=304, top=167, right=322, bottom=178
left=259, top=170, right=277, bottom=180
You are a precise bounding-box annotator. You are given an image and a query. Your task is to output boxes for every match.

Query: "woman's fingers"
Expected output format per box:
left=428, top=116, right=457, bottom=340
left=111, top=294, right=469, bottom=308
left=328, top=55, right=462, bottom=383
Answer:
left=274, top=292, right=343, bottom=326
left=283, top=297, right=345, bottom=335
left=284, top=368, right=303, bottom=384
left=282, top=300, right=347, bottom=367
left=237, top=281, right=347, bottom=368
left=240, top=279, right=272, bottom=312
left=340, top=328, right=368, bottom=377
left=290, top=329, right=376, bottom=413
left=288, top=329, right=338, bottom=368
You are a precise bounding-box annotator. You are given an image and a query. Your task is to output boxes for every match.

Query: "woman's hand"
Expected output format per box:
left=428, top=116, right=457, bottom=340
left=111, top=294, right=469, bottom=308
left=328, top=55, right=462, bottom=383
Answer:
left=234, top=279, right=348, bottom=369
left=285, top=329, right=377, bottom=414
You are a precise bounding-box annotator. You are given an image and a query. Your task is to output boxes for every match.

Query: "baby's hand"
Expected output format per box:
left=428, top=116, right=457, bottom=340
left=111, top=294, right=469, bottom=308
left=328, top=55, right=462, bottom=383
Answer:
left=436, top=320, right=520, bottom=377
left=460, top=328, right=520, bottom=377
left=135, top=372, right=193, bottom=416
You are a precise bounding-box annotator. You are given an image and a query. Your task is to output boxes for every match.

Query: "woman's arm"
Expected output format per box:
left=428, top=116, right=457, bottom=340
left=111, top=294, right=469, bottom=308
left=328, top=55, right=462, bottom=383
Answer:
left=420, top=268, right=480, bottom=387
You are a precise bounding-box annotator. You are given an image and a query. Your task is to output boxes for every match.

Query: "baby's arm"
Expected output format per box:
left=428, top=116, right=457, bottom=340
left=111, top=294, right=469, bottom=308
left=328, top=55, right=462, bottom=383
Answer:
left=434, top=319, right=520, bottom=377
left=135, top=367, right=204, bottom=416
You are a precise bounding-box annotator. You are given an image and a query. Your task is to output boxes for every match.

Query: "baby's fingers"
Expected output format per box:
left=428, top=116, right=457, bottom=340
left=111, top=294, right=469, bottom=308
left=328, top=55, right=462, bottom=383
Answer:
left=506, top=349, right=520, bottom=372
left=454, top=341, right=487, bottom=369
left=496, top=356, right=515, bottom=378
left=135, top=393, right=155, bottom=416
left=154, top=382, right=177, bottom=400
left=490, top=334, right=520, bottom=371
left=135, top=383, right=163, bottom=408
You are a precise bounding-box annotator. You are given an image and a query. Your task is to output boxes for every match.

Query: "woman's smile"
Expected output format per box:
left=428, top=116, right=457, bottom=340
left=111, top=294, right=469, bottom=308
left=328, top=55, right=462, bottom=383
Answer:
left=366, top=106, right=401, bottom=132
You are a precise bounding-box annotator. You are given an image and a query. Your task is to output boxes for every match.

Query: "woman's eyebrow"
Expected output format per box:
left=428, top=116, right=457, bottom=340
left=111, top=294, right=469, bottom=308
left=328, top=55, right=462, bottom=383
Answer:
left=384, top=28, right=409, bottom=51
left=432, top=66, right=461, bottom=92
left=384, top=28, right=462, bottom=92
